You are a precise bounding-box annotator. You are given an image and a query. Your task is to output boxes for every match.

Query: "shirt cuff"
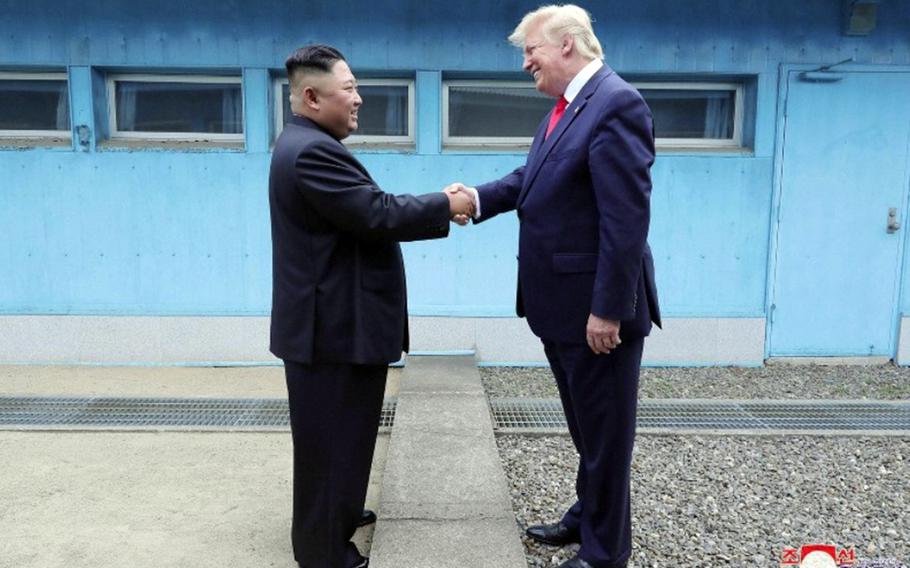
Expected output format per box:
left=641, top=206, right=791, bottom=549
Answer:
left=466, top=186, right=481, bottom=218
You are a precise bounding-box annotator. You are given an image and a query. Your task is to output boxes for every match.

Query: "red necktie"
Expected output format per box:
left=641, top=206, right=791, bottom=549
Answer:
left=545, top=96, right=569, bottom=139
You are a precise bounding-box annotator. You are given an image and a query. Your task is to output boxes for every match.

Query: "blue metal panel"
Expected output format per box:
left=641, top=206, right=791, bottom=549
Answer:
left=415, top=71, right=440, bottom=155
left=649, top=156, right=773, bottom=317
left=0, top=0, right=909, bottom=337
left=67, top=66, right=94, bottom=152
left=360, top=153, right=524, bottom=316
left=242, top=68, right=270, bottom=153
left=0, top=152, right=273, bottom=315
left=1, top=1, right=908, bottom=70
left=769, top=69, right=910, bottom=356
left=753, top=72, right=777, bottom=157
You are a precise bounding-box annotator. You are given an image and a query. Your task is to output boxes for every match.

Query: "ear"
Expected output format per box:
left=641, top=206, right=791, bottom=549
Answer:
left=561, top=34, right=574, bottom=56
left=302, top=85, right=320, bottom=111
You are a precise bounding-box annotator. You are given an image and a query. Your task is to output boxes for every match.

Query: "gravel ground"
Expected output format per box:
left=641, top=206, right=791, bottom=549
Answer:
left=497, top=434, right=910, bottom=568
left=481, top=365, right=910, bottom=400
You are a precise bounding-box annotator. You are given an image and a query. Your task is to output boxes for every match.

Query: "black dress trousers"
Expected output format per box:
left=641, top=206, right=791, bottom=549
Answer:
left=283, top=360, right=388, bottom=568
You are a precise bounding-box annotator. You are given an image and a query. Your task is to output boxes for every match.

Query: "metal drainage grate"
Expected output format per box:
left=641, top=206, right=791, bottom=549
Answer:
left=0, top=396, right=396, bottom=431
left=490, top=398, right=910, bottom=433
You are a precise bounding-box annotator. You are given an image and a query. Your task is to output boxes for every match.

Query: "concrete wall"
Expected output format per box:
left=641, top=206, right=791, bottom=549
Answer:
left=0, top=315, right=766, bottom=366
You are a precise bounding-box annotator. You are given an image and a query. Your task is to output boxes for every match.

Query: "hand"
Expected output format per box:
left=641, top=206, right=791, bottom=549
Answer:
left=444, top=183, right=477, bottom=225
left=586, top=314, right=621, bottom=355
left=443, top=182, right=467, bottom=194
left=451, top=213, right=471, bottom=226
left=443, top=182, right=475, bottom=222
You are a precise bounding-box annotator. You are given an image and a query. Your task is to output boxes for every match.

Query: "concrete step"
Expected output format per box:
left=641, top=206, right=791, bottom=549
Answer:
left=369, top=355, right=527, bottom=568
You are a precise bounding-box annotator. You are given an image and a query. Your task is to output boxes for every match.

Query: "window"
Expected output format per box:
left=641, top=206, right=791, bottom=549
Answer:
left=275, top=78, right=413, bottom=146
left=0, top=72, right=70, bottom=139
left=634, top=82, right=744, bottom=148
left=443, top=80, right=550, bottom=148
left=442, top=78, right=746, bottom=151
left=107, top=74, right=243, bottom=143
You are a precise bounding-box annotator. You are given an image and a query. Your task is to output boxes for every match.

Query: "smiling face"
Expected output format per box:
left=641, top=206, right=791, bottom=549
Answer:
left=310, top=59, right=362, bottom=140
left=521, top=20, right=572, bottom=98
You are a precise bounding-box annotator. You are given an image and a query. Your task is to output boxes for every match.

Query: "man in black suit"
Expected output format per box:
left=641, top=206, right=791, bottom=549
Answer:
left=268, top=44, right=474, bottom=568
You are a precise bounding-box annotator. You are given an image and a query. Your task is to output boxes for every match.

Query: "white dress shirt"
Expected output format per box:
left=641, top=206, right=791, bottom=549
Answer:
left=564, top=58, right=603, bottom=104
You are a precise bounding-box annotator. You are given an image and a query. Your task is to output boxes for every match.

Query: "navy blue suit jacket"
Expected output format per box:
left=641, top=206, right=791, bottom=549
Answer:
left=476, top=64, right=660, bottom=343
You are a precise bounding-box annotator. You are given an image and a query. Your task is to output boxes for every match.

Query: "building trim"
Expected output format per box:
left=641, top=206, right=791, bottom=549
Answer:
left=0, top=315, right=766, bottom=366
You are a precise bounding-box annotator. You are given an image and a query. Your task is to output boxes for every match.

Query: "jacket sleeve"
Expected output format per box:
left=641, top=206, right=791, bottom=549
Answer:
left=473, top=166, right=525, bottom=224
left=295, top=139, right=450, bottom=242
left=588, top=89, right=655, bottom=320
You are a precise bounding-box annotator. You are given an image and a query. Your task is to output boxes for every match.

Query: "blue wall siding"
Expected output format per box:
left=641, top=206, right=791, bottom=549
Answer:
left=3, top=1, right=909, bottom=69
left=1, top=0, right=909, bottom=322
left=901, top=149, right=910, bottom=317
left=0, top=152, right=272, bottom=314
left=649, top=156, right=773, bottom=317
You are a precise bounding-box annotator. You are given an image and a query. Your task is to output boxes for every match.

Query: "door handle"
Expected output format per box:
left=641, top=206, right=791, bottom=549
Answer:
left=888, top=207, right=901, bottom=234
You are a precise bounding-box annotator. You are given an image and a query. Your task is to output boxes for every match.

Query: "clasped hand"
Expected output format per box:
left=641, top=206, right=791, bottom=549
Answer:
left=442, top=183, right=476, bottom=226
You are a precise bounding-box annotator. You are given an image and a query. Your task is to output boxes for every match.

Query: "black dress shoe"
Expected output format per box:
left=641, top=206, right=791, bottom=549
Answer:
left=525, top=521, right=580, bottom=546
left=299, top=550, right=369, bottom=568
left=557, top=558, right=593, bottom=568
left=357, top=509, right=377, bottom=527
left=558, top=556, right=627, bottom=568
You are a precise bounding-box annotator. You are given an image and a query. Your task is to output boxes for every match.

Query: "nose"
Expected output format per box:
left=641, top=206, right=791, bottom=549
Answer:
left=353, top=90, right=363, bottom=107
left=522, top=55, right=532, bottom=72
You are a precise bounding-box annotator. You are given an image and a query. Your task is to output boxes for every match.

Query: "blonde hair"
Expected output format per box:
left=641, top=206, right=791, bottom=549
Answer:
left=508, top=4, right=603, bottom=60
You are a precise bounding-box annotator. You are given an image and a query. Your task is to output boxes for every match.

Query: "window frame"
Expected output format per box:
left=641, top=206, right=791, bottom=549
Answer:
left=0, top=71, right=71, bottom=140
left=441, top=78, right=747, bottom=151
left=274, top=77, right=415, bottom=147
left=442, top=79, right=546, bottom=149
left=106, top=73, right=244, bottom=142
left=632, top=81, right=745, bottom=149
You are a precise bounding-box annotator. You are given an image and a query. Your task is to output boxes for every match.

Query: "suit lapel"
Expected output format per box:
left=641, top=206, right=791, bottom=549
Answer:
left=517, top=65, right=614, bottom=207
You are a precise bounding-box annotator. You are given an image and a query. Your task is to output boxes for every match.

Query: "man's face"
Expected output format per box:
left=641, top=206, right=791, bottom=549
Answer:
left=522, top=22, right=569, bottom=98
left=315, top=60, right=362, bottom=140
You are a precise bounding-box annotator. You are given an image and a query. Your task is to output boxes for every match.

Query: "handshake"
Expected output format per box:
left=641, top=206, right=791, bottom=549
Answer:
left=442, top=183, right=478, bottom=226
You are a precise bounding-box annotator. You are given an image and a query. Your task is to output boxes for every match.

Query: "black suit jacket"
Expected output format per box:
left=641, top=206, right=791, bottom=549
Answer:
left=269, top=116, right=450, bottom=365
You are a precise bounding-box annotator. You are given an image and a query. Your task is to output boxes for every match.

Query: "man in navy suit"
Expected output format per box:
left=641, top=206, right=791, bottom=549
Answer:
left=269, top=45, right=474, bottom=568
left=452, top=5, right=660, bottom=567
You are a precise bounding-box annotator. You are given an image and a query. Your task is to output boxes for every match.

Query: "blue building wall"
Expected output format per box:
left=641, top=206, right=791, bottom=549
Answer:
left=1, top=1, right=910, bottom=355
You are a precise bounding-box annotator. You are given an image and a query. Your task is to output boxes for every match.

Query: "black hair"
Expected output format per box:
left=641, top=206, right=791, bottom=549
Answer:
left=285, top=44, right=346, bottom=78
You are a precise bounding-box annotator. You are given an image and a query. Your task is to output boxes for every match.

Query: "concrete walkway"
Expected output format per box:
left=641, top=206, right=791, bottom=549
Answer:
left=0, top=359, right=527, bottom=568
left=0, top=365, right=392, bottom=568
left=370, top=356, right=527, bottom=568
